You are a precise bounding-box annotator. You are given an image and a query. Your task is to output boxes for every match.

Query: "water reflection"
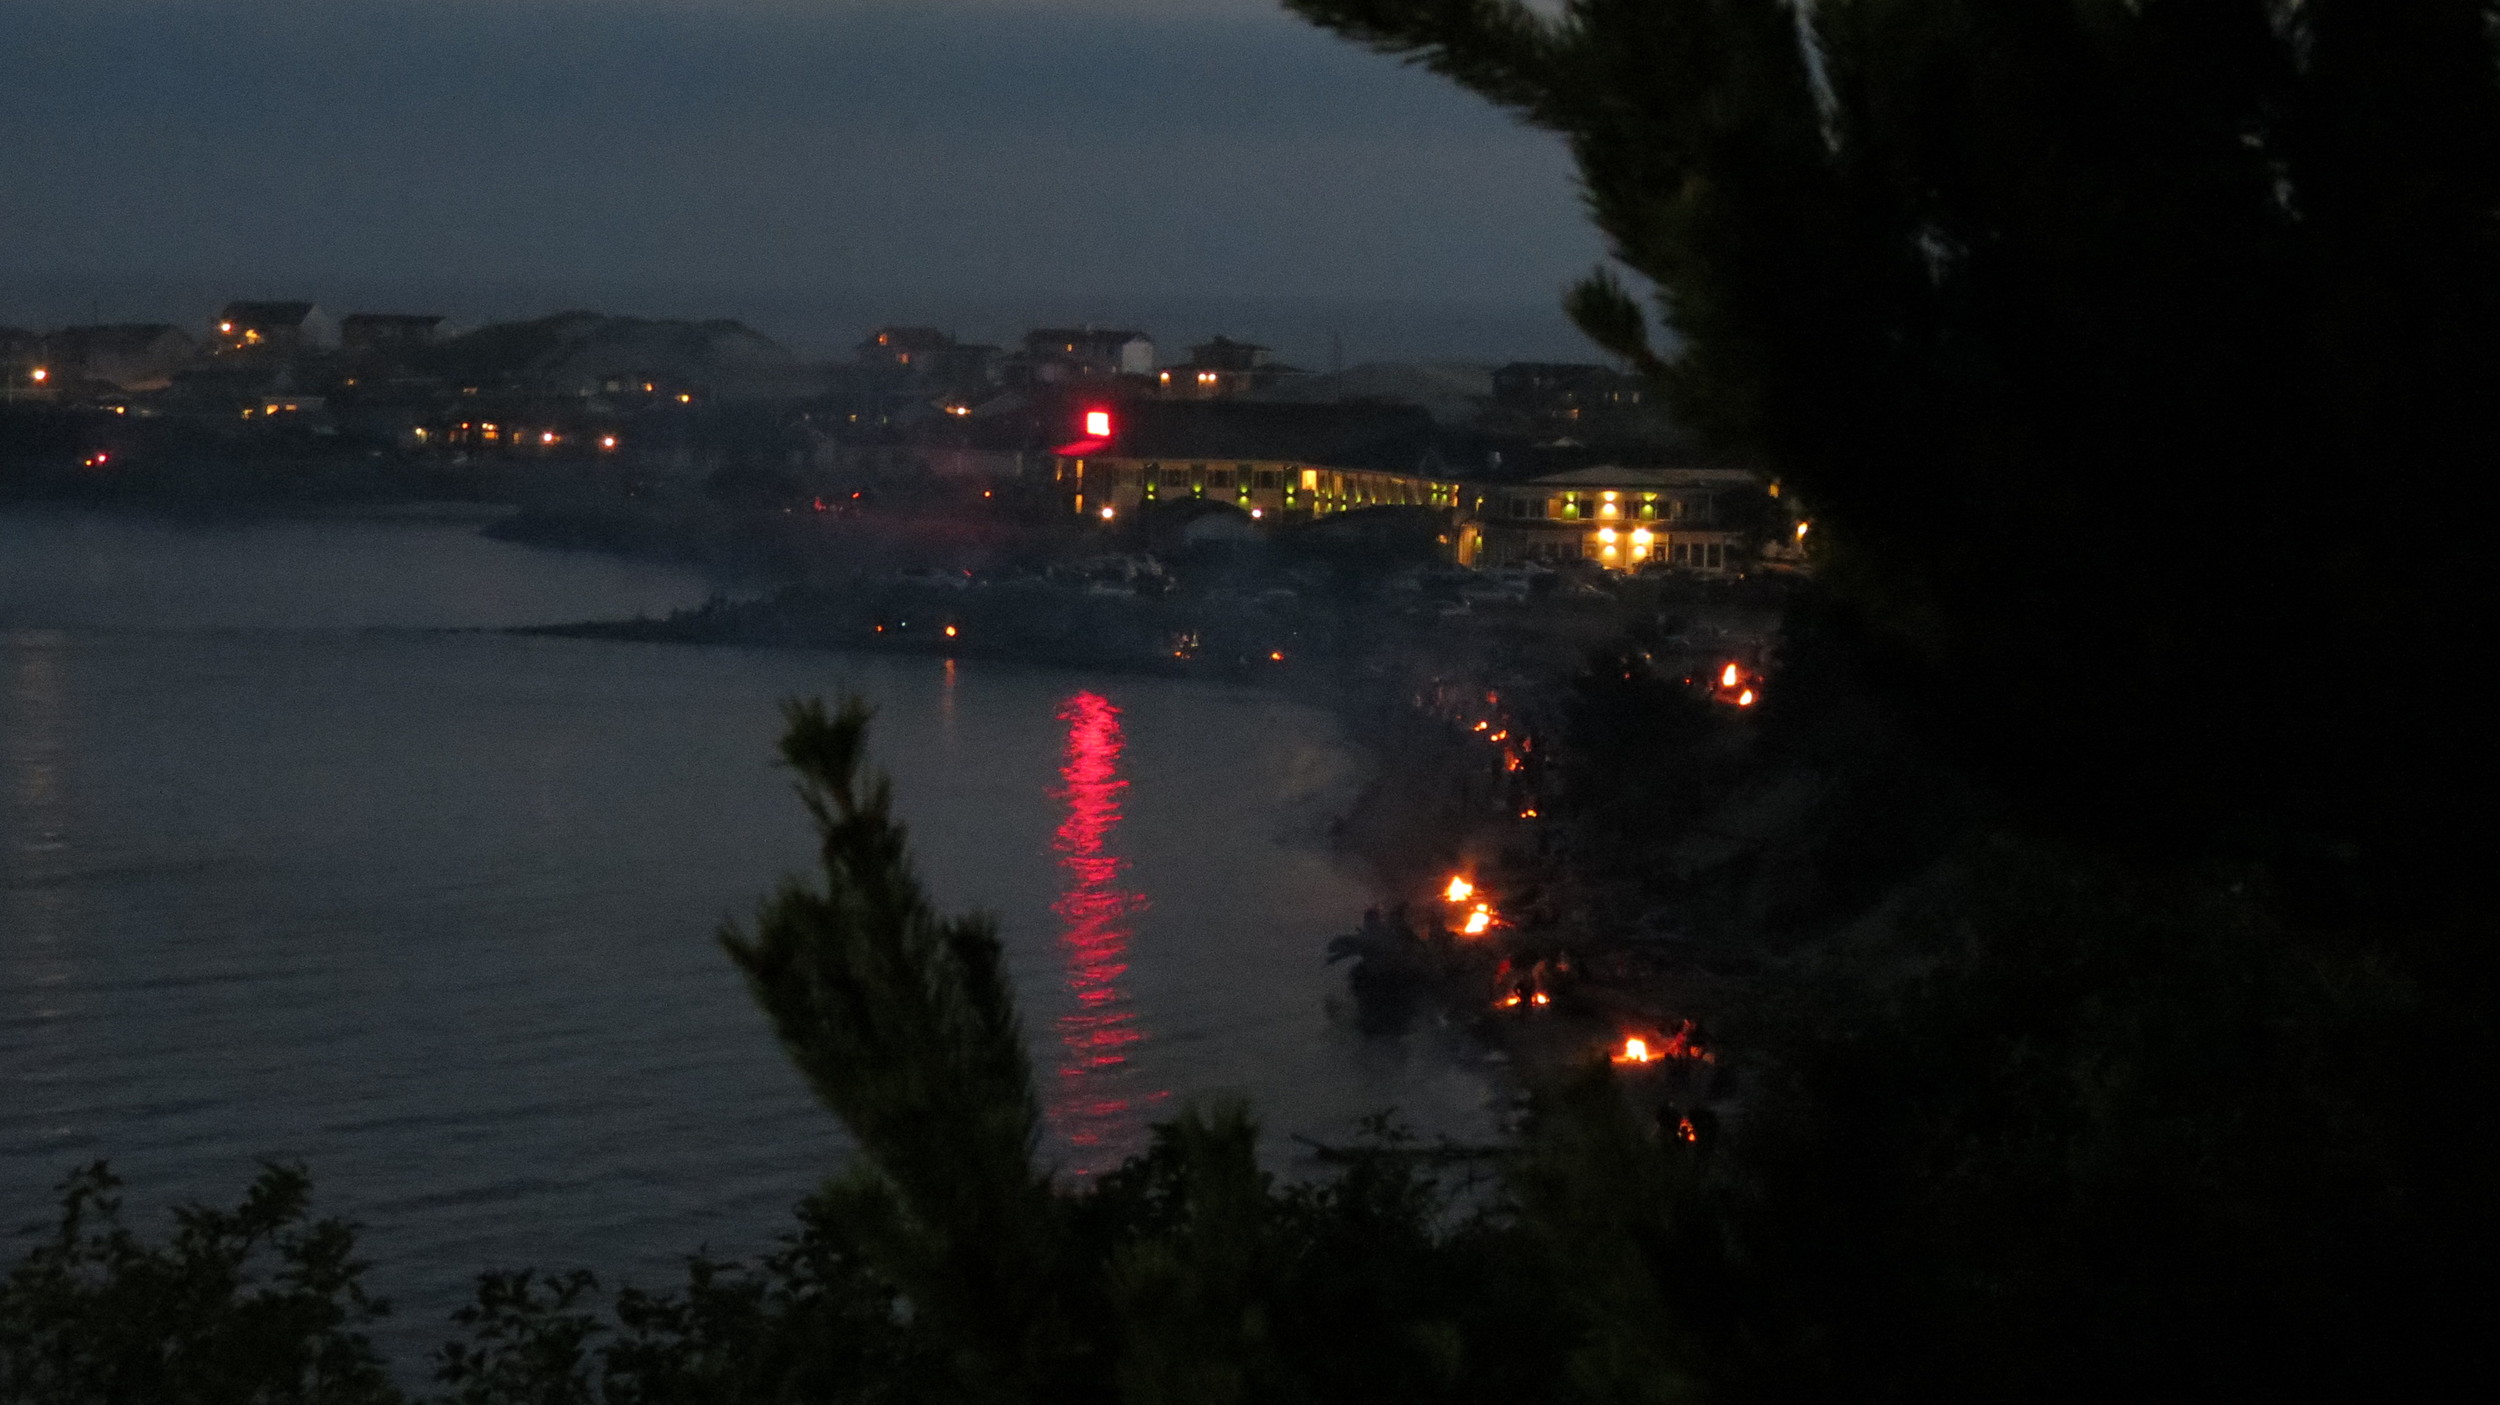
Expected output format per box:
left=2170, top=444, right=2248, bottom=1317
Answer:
left=4, top=630, right=75, bottom=954
left=1047, top=691, right=1160, bottom=1172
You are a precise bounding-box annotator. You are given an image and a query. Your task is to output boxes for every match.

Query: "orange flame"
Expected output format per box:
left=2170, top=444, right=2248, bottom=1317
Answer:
left=1461, top=906, right=1493, bottom=936
left=1612, top=1020, right=1714, bottom=1065
left=1721, top=662, right=1741, bottom=688
left=1443, top=875, right=1475, bottom=903
left=1530, top=990, right=1551, bottom=1006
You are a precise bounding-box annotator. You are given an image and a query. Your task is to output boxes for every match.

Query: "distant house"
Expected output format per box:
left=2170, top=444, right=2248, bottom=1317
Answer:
left=39, top=324, right=197, bottom=392
left=1491, top=362, right=1644, bottom=416
left=1472, top=465, right=1758, bottom=572
left=1155, top=336, right=1304, bottom=399
left=1483, top=361, right=1672, bottom=442
left=1016, top=327, right=1155, bottom=384
left=859, top=326, right=953, bottom=372
left=341, top=313, right=445, bottom=355
left=1050, top=399, right=1455, bottom=522
left=214, top=301, right=337, bottom=355
left=2, top=327, right=50, bottom=398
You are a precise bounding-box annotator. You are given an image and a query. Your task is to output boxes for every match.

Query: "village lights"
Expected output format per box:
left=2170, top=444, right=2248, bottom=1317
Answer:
left=1462, top=905, right=1493, bottom=936
left=1721, top=662, right=1741, bottom=688
left=944, top=625, right=959, bottom=639
left=1099, top=505, right=1116, bottom=521
left=598, top=435, right=618, bottom=451
left=1795, top=520, right=1811, bottom=539
left=1084, top=409, right=1113, bottom=437
left=540, top=431, right=558, bottom=445
left=1616, top=1036, right=1653, bottom=1064
left=1444, top=875, right=1475, bottom=904
left=29, top=367, right=48, bottom=383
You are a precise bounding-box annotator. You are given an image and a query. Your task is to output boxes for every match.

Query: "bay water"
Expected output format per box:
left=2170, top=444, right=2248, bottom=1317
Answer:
left=0, top=508, right=1497, bottom=1363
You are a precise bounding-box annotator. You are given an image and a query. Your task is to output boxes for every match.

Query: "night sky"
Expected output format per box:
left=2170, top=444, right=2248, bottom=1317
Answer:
left=1, top=0, right=1605, bottom=360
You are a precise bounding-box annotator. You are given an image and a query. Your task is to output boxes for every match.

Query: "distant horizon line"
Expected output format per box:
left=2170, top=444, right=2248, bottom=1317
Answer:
left=1, top=276, right=1600, bottom=366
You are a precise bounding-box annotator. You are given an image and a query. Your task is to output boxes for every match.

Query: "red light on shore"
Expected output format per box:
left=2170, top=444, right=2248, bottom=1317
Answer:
left=1084, top=409, right=1113, bottom=437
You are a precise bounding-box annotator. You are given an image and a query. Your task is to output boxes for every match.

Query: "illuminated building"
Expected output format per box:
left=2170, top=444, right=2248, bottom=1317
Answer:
left=211, top=300, right=336, bottom=355
left=1153, top=336, right=1306, bottom=399
left=1473, top=465, right=1756, bottom=573
left=1050, top=399, right=1461, bottom=523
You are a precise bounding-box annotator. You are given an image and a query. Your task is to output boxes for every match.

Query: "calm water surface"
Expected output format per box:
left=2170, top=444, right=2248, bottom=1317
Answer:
left=0, top=509, right=1497, bottom=1358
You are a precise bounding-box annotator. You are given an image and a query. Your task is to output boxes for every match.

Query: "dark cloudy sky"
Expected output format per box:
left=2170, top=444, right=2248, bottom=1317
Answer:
left=0, top=0, right=1606, bottom=360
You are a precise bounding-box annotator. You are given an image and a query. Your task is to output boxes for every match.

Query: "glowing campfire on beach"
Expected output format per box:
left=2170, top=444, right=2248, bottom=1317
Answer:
left=1443, top=875, right=1497, bottom=933
left=1611, top=1020, right=1715, bottom=1065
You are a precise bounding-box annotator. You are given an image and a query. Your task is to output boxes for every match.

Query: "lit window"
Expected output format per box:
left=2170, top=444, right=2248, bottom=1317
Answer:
left=1084, top=409, right=1112, bottom=437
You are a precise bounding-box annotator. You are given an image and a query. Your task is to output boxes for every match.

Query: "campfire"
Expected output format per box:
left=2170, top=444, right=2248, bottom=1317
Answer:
left=1610, top=1020, right=1714, bottom=1065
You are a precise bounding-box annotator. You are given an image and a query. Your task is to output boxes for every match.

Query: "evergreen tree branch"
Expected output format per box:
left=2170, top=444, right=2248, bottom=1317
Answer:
left=720, top=696, right=1061, bottom=1398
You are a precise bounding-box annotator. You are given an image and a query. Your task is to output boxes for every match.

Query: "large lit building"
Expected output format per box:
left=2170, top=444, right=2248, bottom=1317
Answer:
left=1471, top=465, right=1758, bottom=572
left=1051, top=400, right=1460, bottom=522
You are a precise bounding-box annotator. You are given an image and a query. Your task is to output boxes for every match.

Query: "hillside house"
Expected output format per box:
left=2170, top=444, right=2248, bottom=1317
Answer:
left=214, top=301, right=337, bottom=355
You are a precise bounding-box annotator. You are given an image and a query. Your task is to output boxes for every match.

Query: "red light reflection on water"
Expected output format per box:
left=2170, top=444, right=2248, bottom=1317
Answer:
left=1049, top=691, right=1158, bottom=1171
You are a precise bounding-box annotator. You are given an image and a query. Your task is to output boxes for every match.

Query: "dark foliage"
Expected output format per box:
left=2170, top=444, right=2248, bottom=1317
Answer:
left=0, top=1162, right=399, bottom=1405
left=1288, top=0, right=2500, bottom=929
left=1281, top=1, right=2498, bottom=1398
